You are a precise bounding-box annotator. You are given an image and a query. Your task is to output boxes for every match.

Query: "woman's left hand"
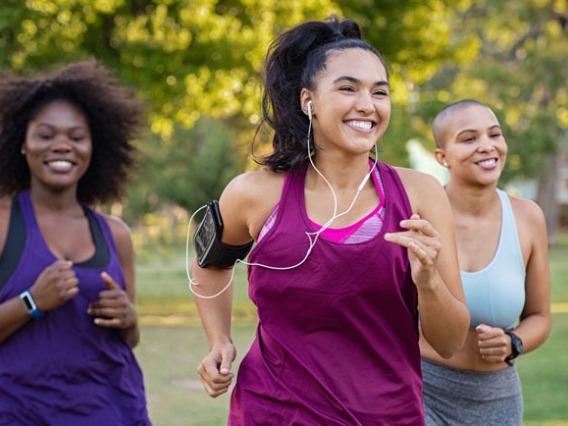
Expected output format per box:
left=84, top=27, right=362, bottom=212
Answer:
left=475, top=324, right=510, bottom=363
left=384, top=214, right=442, bottom=289
left=87, top=271, right=137, bottom=329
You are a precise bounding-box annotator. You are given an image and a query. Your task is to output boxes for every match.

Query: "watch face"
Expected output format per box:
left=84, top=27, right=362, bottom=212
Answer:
left=22, top=295, right=34, bottom=312
left=509, top=332, right=523, bottom=356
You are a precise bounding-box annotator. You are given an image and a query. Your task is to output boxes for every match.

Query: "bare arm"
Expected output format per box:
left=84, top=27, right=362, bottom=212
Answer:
left=386, top=169, right=469, bottom=358
left=193, top=171, right=279, bottom=397
left=88, top=216, right=140, bottom=348
left=0, top=259, right=78, bottom=344
left=193, top=259, right=236, bottom=398
left=475, top=198, right=551, bottom=364
left=0, top=197, right=28, bottom=343
left=509, top=198, right=551, bottom=353
left=0, top=197, right=79, bottom=343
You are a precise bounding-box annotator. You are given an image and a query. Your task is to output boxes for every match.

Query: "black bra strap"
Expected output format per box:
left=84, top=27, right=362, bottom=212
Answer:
left=0, top=196, right=26, bottom=290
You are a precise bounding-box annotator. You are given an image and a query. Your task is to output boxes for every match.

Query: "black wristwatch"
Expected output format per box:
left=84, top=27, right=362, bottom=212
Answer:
left=504, top=331, right=523, bottom=366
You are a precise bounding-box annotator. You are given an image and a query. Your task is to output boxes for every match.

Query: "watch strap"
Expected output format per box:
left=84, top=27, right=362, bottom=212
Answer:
left=19, top=290, right=44, bottom=319
left=504, top=331, right=522, bottom=366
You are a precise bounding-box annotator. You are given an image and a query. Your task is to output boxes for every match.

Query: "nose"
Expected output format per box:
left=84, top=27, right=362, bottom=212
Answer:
left=355, top=91, right=374, bottom=114
left=477, top=135, right=495, bottom=152
left=51, top=134, right=73, bottom=152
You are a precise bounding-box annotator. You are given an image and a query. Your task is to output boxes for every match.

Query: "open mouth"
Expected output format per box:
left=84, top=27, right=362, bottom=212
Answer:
left=346, top=120, right=375, bottom=131
left=476, top=158, right=498, bottom=169
left=45, top=160, right=75, bottom=172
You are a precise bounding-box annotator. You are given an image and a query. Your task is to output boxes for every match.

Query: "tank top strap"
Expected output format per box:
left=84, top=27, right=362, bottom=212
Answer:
left=495, top=189, right=524, bottom=271
left=376, top=162, right=413, bottom=222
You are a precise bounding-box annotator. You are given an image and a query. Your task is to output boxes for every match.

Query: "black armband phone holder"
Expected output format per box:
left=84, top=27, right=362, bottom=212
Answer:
left=193, top=200, right=254, bottom=269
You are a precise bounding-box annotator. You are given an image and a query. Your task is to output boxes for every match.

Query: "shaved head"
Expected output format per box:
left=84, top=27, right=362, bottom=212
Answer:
left=432, top=100, right=490, bottom=148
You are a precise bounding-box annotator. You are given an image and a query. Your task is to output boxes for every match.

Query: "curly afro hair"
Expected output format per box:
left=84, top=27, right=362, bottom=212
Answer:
left=0, top=59, right=144, bottom=205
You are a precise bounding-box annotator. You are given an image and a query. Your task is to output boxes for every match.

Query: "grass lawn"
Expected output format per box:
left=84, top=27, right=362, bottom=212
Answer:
left=134, top=241, right=568, bottom=426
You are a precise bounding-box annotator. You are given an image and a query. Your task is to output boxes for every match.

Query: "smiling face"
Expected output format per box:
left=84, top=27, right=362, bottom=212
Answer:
left=435, top=103, right=507, bottom=187
left=301, top=48, right=391, bottom=158
left=23, top=99, right=92, bottom=193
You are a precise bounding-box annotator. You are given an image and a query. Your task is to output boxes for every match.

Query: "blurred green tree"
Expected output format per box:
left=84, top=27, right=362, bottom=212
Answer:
left=3, top=0, right=565, bottom=239
left=413, top=0, right=568, bottom=242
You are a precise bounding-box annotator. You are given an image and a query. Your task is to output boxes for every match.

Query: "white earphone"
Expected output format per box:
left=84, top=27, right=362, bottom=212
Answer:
left=307, top=101, right=313, bottom=120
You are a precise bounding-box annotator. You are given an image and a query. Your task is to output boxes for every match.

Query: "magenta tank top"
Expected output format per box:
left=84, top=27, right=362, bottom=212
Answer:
left=0, top=191, right=150, bottom=425
left=229, top=161, right=424, bottom=425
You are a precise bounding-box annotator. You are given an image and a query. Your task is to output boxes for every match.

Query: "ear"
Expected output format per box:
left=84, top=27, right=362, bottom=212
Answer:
left=434, top=148, right=448, bottom=167
left=300, top=88, right=312, bottom=116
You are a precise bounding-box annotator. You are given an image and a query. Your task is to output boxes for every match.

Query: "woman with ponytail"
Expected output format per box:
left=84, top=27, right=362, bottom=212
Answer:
left=192, top=16, right=469, bottom=425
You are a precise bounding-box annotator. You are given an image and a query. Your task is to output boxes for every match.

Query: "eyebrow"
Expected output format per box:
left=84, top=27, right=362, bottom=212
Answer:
left=456, top=124, right=501, bottom=137
left=332, top=76, right=390, bottom=87
left=36, top=123, right=87, bottom=131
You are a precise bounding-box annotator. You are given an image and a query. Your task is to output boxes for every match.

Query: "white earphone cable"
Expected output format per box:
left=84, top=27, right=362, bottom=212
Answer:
left=186, top=111, right=378, bottom=298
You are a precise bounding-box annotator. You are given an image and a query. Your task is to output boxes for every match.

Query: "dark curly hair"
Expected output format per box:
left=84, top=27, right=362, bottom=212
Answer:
left=256, top=15, right=389, bottom=173
left=0, top=59, right=143, bottom=205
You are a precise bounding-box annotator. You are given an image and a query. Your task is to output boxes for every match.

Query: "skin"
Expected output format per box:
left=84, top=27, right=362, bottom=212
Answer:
left=0, top=100, right=140, bottom=348
left=420, top=103, right=551, bottom=371
left=193, top=48, right=469, bottom=398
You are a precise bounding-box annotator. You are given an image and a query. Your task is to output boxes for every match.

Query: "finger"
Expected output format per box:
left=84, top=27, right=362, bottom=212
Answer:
left=93, top=317, right=122, bottom=328
left=477, top=326, right=505, bottom=343
left=52, top=259, right=74, bottom=271
left=384, top=232, right=413, bottom=248
left=64, top=286, right=79, bottom=299
left=399, top=218, right=437, bottom=237
left=62, top=274, right=79, bottom=289
left=475, top=324, right=490, bottom=334
left=407, top=241, right=430, bottom=262
left=219, top=351, right=233, bottom=375
left=88, top=299, right=126, bottom=318
left=479, top=347, right=505, bottom=360
left=202, top=356, right=233, bottom=381
left=198, top=362, right=232, bottom=397
left=198, top=373, right=229, bottom=398
left=101, top=271, right=121, bottom=290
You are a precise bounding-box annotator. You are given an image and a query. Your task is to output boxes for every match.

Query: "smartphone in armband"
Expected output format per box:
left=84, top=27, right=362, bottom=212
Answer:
left=193, top=200, right=253, bottom=269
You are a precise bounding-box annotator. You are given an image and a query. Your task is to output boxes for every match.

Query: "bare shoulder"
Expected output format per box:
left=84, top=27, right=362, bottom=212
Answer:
left=0, top=196, right=11, bottom=218
left=220, top=168, right=286, bottom=242
left=102, top=213, right=133, bottom=251
left=508, top=194, right=545, bottom=220
left=392, top=167, right=448, bottom=213
left=223, top=168, right=285, bottom=205
left=0, top=197, right=12, bottom=253
left=508, top=194, right=547, bottom=232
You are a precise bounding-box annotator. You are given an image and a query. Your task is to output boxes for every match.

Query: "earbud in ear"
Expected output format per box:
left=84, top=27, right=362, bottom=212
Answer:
left=307, top=101, right=313, bottom=120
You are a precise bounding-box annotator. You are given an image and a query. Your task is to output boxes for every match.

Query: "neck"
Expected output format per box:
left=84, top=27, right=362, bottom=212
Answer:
left=29, top=186, right=81, bottom=213
left=308, top=152, right=374, bottom=191
left=445, top=182, right=499, bottom=217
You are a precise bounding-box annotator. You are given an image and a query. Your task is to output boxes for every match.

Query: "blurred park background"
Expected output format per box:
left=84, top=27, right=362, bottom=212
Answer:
left=1, top=0, right=567, bottom=424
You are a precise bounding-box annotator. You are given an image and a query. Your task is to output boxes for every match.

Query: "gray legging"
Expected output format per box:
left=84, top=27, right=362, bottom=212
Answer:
left=422, top=358, right=523, bottom=426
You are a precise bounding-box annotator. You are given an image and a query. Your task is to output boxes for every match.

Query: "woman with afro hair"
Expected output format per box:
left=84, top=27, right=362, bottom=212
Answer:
left=0, top=59, right=151, bottom=425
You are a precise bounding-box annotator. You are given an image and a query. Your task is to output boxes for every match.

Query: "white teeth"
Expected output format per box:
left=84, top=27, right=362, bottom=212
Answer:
left=348, top=121, right=373, bottom=130
left=49, top=160, right=73, bottom=167
left=478, top=159, right=496, bottom=166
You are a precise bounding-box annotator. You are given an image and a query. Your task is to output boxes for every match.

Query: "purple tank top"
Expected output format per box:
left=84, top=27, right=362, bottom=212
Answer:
left=229, top=162, right=424, bottom=425
left=0, top=191, right=150, bottom=426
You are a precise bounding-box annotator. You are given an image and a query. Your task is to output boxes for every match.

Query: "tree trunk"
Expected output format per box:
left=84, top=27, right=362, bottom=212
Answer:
left=536, top=153, right=560, bottom=246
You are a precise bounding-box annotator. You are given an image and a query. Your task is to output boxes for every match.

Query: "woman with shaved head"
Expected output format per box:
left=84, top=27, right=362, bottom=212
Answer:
left=421, top=100, right=551, bottom=425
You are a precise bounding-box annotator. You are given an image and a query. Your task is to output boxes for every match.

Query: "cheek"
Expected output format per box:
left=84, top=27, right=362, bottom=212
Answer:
left=378, top=102, right=391, bottom=121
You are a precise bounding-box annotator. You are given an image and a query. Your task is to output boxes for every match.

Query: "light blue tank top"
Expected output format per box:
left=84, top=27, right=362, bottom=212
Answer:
left=462, top=189, right=525, bottom=330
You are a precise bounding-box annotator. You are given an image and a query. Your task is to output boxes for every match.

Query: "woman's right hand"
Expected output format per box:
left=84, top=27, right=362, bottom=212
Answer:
left=30, top=260, right=79, bottom=311
left=197, top=342, right=236, bottom=398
